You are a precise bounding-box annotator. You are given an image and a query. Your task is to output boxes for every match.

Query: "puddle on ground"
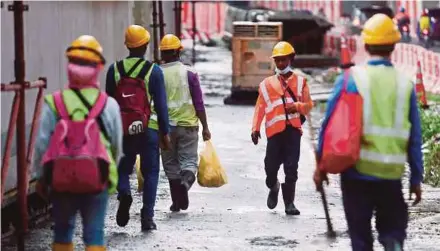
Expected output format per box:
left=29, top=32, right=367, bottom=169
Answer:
left=247, top=236, right=299, bottom=248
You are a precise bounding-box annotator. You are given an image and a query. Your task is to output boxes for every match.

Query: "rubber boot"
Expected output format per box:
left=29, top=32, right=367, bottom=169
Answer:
left=267, top=180, right=280, bottom=209
left=52, top=243, right=74, bottom=251
left=140, top=208, right=157, bottom=231
left=281, top=183, right=300, bottom=215
left=85, top=246, right=106, bottom=251
left=383, top=239, right=403, bottom=251
left=168, top=179, right=181, bottom=212
left=116, top=194, right=132, bottom=227
left=179, top=170, right=195, bottom=210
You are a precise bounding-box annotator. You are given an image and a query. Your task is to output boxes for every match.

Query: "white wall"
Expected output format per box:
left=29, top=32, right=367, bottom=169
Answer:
left=0, top=0, right=176, bottom=193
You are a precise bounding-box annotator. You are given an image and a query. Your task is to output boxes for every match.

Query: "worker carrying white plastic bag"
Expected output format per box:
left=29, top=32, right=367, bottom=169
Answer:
left=197, top=140, right=227, bottom=187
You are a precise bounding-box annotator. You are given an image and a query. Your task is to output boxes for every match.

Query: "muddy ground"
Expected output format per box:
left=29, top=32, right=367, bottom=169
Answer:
left=3, top=41, right=440, bottom=251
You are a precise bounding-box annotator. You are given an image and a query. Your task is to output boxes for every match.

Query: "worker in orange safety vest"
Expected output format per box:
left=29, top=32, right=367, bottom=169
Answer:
left=251, top=41, right=313, bottom=215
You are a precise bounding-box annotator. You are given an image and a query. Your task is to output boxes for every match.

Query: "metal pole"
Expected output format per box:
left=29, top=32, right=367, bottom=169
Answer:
left=152, top=1, right=159, bottom=63
left=13, top=1, right=28, bottom=250
left=158, top=0, right=165, bottom=39
left=174, top=1, right=182, bottom=39
left=192, top=1, right=196, bottom=65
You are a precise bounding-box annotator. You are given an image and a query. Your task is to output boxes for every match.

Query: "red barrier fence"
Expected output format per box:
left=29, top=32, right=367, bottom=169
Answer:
left=323, top=33, right=440, bottom=95
left=181, top=2, right=226, bottom=40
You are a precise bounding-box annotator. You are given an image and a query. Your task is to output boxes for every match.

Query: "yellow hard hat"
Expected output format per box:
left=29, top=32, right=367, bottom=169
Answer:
left=65, top=35, right=105, bottom=64
left=362, top=13, right=401, bottom=45
left=125, top=25, right=151, bottom=48
left=159, top=34, right=183, bottom=51
left=271, top=41, right=295, bottom=58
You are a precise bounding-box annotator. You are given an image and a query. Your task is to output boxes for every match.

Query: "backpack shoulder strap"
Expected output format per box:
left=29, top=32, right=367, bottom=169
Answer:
left=137, top=61, right=154, bottom=80
left=116, top=60, right=126, bottom=78
left=88, top=92, right=108, bottom=119
left=53, top=91, right=69, bottom=119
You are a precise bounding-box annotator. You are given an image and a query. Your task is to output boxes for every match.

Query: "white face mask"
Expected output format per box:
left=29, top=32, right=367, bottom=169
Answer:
left=275, top=65, right=293, bottom=75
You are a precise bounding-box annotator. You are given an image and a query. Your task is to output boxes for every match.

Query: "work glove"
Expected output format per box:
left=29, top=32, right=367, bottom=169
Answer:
left=202, top=127, right=211, bottom=141
left=409, top=184, right=422, bottom=206
left=251, top=131, right=260, bottom=145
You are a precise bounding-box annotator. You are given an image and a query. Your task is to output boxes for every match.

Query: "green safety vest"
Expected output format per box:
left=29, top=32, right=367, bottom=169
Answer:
left=160, top=61, right=198, bottom=127
left=114, top=58, right=156, bottom=129
left=44, top=88, right=118, bottom=194
left=351, top=65, right=413, bottom=180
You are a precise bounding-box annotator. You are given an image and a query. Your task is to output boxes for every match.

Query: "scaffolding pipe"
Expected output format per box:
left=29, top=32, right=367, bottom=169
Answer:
left=1, top=92, right=21, bottom=205
left=174, top=1, right=182, bottom=39
left=152, top=1, right=159, bottom=63
left=158, top=0, right=165, bottom=39
left=12, top=1, right=28, bottom=250
left=192, top=1, right=196, bottom=65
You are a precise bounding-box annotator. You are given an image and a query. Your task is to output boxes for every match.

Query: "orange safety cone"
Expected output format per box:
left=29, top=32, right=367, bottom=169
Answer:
left=415, top=60, right=429, bottom=109
left=340, top=36, right=355, bottom=69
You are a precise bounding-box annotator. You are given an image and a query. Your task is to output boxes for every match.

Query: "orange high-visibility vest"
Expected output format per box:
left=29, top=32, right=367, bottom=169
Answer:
left=252, top=73, right=313, bottom=138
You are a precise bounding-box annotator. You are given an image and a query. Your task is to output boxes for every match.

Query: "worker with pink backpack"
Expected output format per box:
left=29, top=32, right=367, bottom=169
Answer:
left=34, top=35, right=123, bottom=251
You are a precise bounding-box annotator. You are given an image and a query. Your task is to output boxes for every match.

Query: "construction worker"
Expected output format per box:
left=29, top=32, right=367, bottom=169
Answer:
left=159, top=34, right=211, bottom=212
left=34, top=35, right=123, bottom=251
left=314, top=13, right=424, bottom=251
left=394, top=6, right=410, bottom=28
left=418, top=9, right=431, bottom=40
left=105, top=25, right=171, bottom=231
left=251, top=41, right=313, bottom=215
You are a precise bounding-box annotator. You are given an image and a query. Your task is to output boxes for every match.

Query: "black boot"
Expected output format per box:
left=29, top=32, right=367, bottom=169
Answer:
left=116, top=194, right=133, bottom=227
left=169, top=179, right=181, bottom=212
left=141, top=209, right=157, bottom=231
left=267, top=180, right=280, bottom=209
left=180, top=170, right=196, bottom=210
left=281, top=183, right=300, bottom=215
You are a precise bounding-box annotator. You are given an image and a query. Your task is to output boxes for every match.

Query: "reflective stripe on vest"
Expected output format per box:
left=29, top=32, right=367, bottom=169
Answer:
left=260, top=74, right=304, bottom=137
left=351, top=65, right=412, bottom=179
left=261, top=75, right=303, bottom=114
left=352, top=67, right=410, bottom=142
left=161, top=61, right=198, bottom=126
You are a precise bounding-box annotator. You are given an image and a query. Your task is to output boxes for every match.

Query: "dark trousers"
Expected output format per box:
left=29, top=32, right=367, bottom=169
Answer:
left=341, top=176, right=408, bottom=251
left=264, top=126, right=301, bottom=188
left=117, top=128, right=160, bottom=218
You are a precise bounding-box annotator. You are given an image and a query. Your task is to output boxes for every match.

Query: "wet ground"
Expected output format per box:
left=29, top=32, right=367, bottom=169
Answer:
left=3, top=41, right=440, bottom=251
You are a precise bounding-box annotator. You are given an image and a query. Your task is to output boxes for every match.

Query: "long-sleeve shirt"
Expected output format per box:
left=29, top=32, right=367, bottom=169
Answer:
left=34, top=95, right=123, bottom=178
left=105, top=56, right=170, bottom=135
left=187, top=69, right=205, bottom=112
left=316, top=59, right=424, bottom=186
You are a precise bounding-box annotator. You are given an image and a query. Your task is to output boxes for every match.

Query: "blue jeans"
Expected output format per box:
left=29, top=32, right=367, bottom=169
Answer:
left=52, top=190, right=108, bottom=245
left=117, top=128, right=160, bottom=218
left=341, top=176, right=408, bottom=251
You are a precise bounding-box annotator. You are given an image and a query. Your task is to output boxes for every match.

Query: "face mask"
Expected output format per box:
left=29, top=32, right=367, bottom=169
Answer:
left=275, top=65, right=293, bottom=75
left=67, top=63, right=102, bottom=88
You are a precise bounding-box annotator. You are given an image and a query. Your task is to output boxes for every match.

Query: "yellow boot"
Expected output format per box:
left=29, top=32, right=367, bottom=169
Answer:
left=85, top=246, right=106, bottom=251
left=52, top=243, right=74, bottom=251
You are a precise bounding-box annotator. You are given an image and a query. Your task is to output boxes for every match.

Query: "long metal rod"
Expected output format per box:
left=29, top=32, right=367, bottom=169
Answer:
left=13, top=1, right=28, bottom=250
left=191, top=1, right=196, bottom=65
left=26, top=86, right=45, bottom=171
left=306, top=113, right=336, bottom=238
left=174, top=1, right=182, bottom=39
left=152, top=1, right=159, bottom=63
left=158, top=0, right=165, bottom=39
left=1, top=92, right=21, bottom=205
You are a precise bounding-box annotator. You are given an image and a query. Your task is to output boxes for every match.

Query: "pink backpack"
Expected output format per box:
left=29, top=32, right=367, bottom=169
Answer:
left=41, top=90, right=110, bottom=194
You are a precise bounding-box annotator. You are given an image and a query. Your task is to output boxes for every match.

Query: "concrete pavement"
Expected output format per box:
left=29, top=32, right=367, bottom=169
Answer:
left=3, top=42, right=440, bottom=251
